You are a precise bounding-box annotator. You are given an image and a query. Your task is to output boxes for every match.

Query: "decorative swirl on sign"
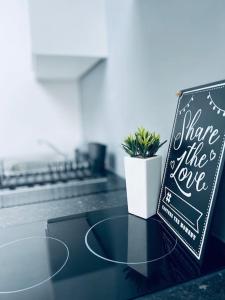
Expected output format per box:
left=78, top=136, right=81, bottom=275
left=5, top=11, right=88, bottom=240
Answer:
left=207, top=92, right=225, bottom=117
left=179, top=96, right=194, bottom=115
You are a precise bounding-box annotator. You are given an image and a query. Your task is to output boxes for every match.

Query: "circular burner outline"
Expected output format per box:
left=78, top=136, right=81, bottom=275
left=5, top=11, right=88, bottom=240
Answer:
left=0, top=236, right=69, bottom=294
left=85, top=215, right=177, bottom=265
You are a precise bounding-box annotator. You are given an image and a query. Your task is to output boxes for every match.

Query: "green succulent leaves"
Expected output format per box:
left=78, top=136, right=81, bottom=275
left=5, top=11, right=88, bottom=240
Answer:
left=122, top=127, right=167, bottom=158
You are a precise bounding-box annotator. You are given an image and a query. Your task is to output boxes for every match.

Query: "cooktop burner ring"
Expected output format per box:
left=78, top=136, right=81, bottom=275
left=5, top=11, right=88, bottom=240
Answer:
left=85, top=215, right=177, bottom=265
left=0, top=236, right=69, bottom=294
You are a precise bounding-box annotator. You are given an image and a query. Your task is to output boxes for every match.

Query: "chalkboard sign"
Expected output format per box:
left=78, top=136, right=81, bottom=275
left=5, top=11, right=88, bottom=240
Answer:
left=157, top=80, right=225, bottom=260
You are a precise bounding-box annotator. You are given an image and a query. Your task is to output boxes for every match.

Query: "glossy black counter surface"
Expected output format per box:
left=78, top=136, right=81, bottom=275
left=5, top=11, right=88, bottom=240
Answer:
left=0, top=173, right=127, bottom=228
left=138, top=270, right=225, bottom=300
left=0, top=206, right=225, bottom=299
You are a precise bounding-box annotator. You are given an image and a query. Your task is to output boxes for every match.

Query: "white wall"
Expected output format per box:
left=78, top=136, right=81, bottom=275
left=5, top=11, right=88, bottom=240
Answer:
left=0, top=0, right=83, bottom=160
left=80, top=0, right=225, bottom=177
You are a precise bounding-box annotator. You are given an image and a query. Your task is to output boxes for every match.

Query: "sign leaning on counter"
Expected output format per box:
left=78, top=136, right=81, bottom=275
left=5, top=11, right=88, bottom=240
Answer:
left=157, top=80, right=225, bottom=261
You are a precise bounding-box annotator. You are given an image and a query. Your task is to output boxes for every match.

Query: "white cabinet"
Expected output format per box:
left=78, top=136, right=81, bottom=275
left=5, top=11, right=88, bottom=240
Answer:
left=28, top=0, right=108, bottom=80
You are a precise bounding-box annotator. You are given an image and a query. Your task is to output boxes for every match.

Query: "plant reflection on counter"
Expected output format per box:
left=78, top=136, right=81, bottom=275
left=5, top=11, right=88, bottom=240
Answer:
left=47, top=211, right=201, bottom=299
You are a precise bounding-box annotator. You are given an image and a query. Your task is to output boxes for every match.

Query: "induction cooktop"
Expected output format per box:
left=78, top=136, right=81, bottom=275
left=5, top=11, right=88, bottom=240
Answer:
left=1, top=206, right=225, bottom=300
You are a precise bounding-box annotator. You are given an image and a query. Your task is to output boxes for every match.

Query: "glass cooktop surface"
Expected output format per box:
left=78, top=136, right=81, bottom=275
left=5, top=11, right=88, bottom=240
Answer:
left=0, top=206, right=225, bottom=300
left=85, top=215, right=177, bottom=265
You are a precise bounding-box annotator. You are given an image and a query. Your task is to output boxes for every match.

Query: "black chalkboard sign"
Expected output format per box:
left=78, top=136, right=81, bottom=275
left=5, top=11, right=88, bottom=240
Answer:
left=157, top=80, right=225, bottom=261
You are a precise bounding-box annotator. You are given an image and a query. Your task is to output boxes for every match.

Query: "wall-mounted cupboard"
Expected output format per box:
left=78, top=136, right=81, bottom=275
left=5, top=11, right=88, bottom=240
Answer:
left=28, top=0, right=108, bottom=80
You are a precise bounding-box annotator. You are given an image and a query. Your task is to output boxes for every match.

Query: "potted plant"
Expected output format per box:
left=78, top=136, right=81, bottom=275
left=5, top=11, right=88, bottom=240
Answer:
left=122, top=127, right=167, bottom=219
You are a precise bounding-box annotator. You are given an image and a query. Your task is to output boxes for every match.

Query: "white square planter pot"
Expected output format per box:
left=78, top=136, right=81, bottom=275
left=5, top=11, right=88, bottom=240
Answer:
left=124, top=155, right=162, bottom=219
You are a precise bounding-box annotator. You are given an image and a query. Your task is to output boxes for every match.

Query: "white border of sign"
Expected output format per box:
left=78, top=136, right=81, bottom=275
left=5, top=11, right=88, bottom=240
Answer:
left=157, top=81, right=225, bottom=260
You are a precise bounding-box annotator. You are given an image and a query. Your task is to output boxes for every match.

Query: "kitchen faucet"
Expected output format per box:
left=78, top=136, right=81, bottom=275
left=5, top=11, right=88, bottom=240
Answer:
left=37, top=139, right=69, bottom=161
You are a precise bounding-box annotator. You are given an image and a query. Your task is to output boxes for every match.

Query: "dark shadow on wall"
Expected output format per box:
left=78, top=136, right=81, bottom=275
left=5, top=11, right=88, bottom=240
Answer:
left=78, top=60, right=118, bottom=172
left=107, top=152, right=116, bottom=171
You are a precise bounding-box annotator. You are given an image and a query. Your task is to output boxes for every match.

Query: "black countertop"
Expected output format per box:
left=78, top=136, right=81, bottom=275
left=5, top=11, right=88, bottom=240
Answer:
left=0, top=173, right=127, bottom=227
left=0, top=173, right=224, bottom=299
left=138, top=269, right=225, bottom=300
